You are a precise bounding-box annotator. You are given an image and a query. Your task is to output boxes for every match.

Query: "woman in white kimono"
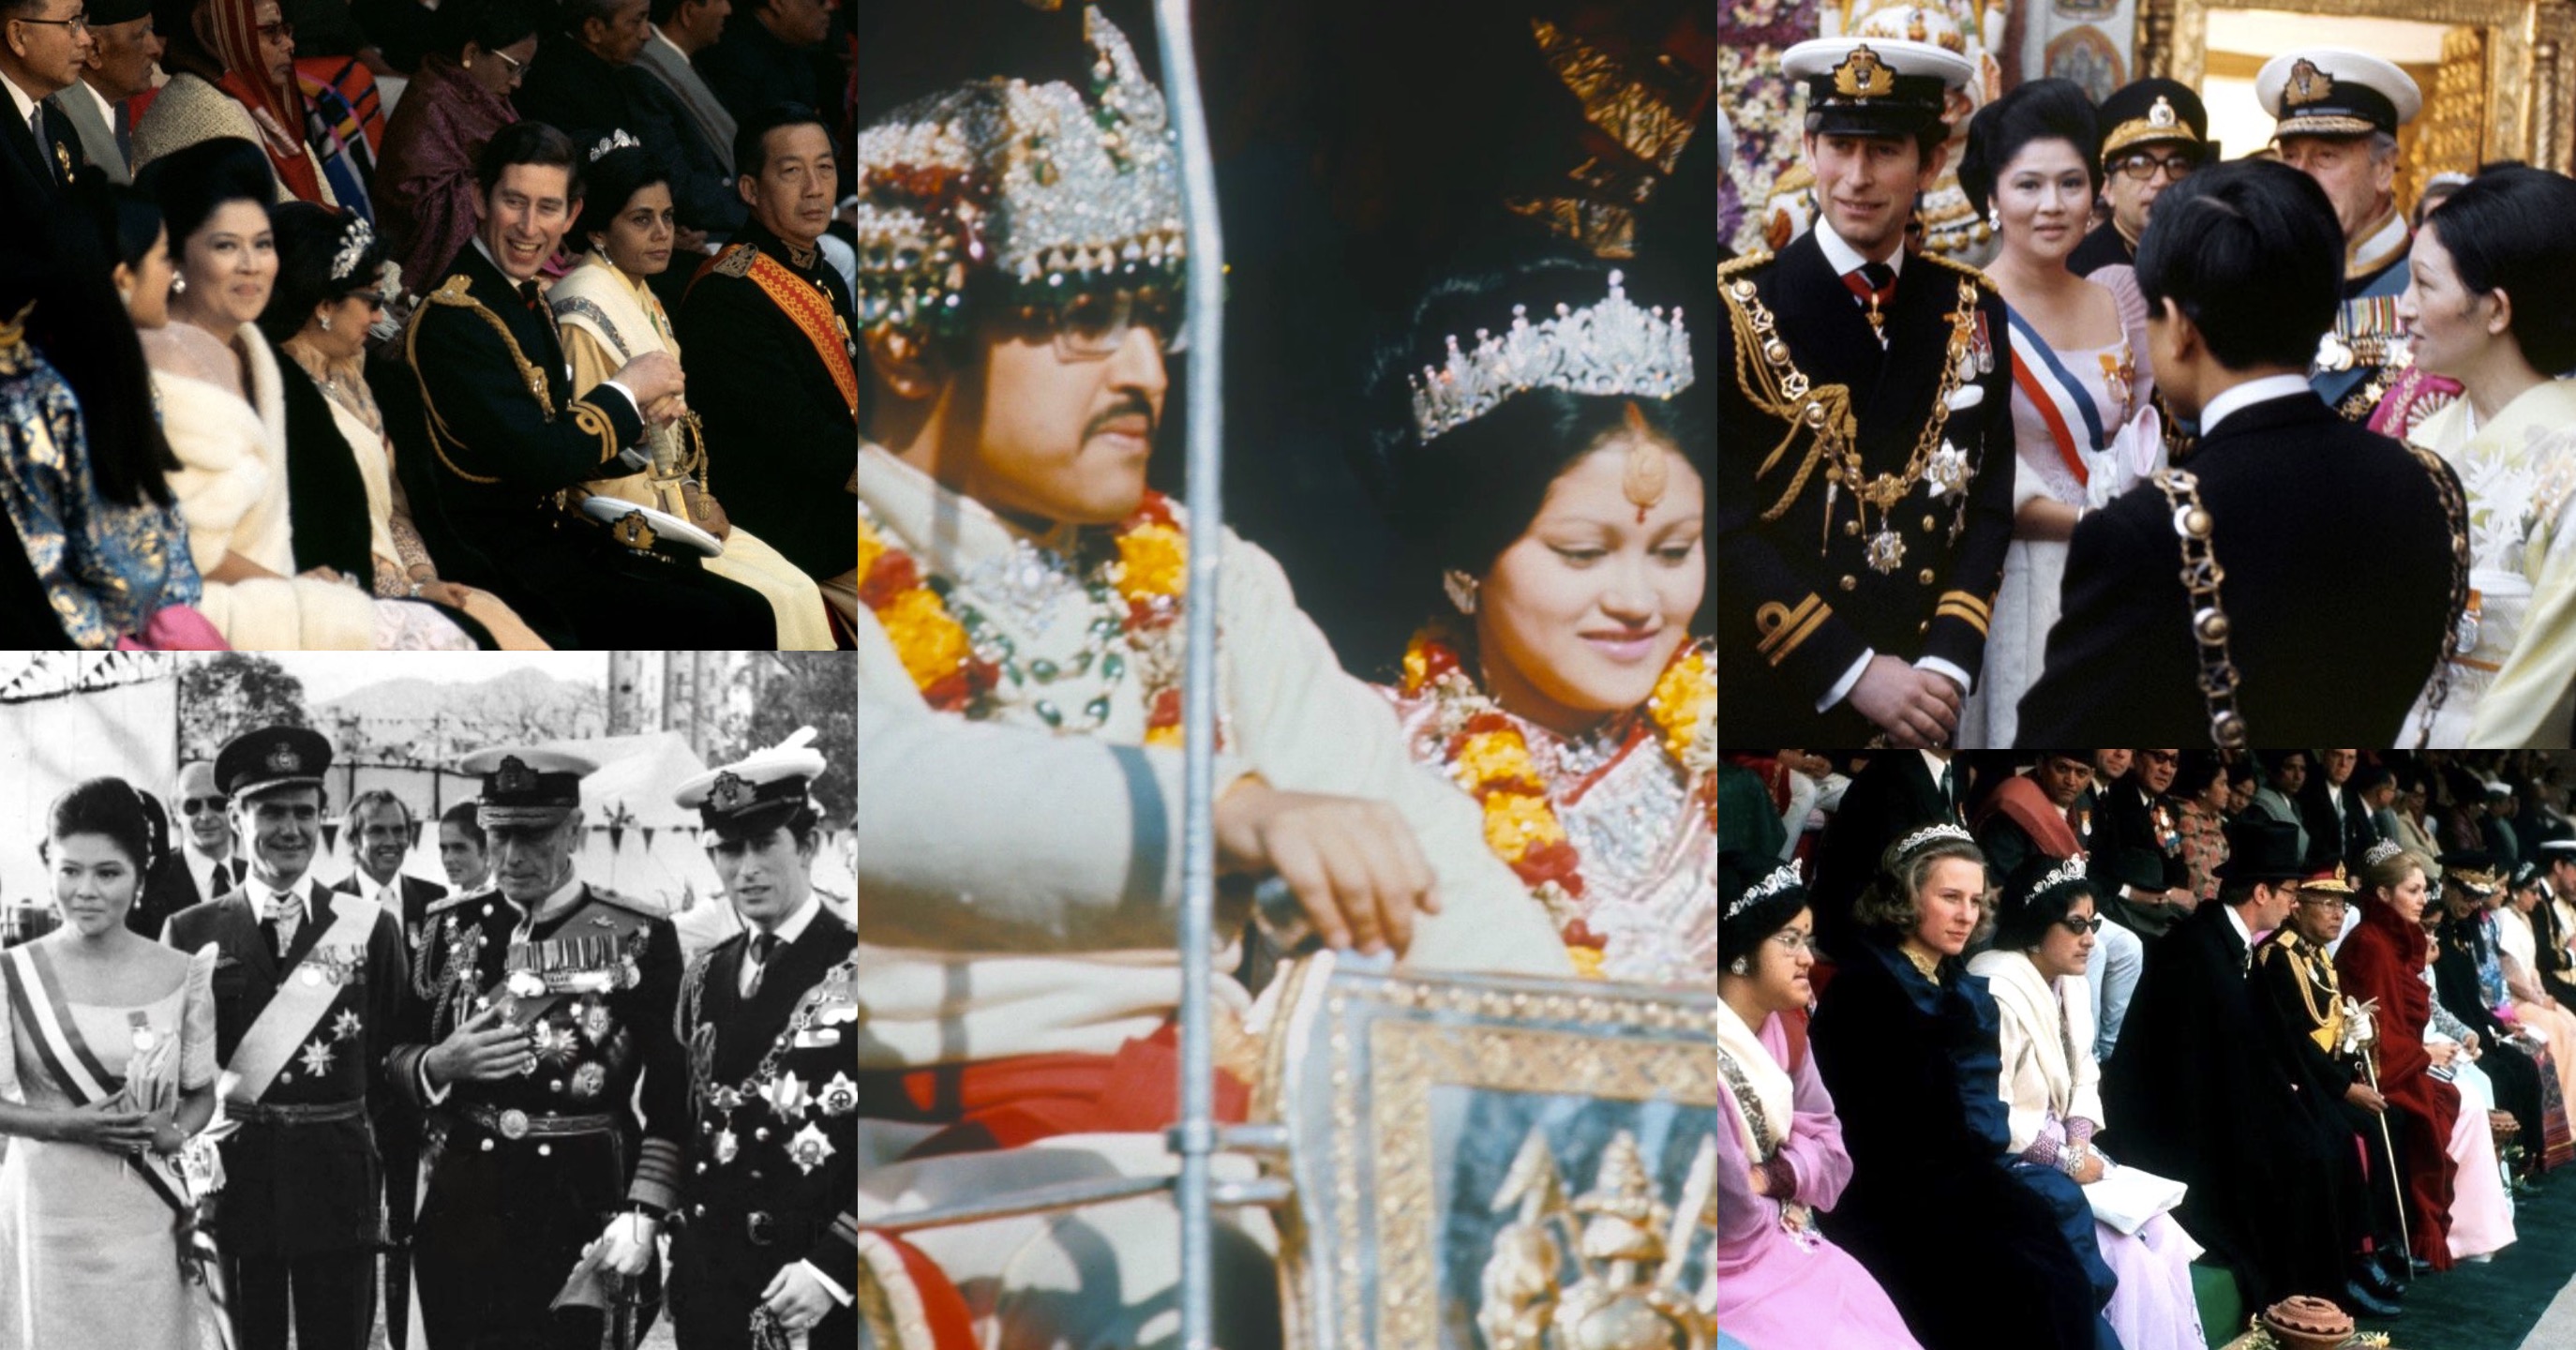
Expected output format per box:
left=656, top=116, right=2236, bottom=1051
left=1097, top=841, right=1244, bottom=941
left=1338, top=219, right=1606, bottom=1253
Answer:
left=1952, top=80, right=2160, bottom=747
left=136, top=137, right=472, bottom=650
left=549, top=135, right=836, bottom=648
left=2394, top=167, right=2576, bottom=745
left=1969, top=855, right=2206, bottom=1350
left=1370, top=250, right=1712, bottom=984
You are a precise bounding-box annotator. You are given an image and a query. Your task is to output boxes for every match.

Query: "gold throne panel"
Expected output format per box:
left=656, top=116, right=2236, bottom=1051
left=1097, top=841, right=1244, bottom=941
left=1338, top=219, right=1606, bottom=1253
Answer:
left=1255, top=954, right=1720, bottom=1350
left=2139, top=0, right=2576, bottom=175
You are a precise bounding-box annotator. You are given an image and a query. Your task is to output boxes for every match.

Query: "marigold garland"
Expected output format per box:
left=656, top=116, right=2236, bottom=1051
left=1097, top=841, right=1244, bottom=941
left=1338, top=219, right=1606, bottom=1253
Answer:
left=1401, top=624, right=1715, bottom=978
left=856, top=492, right=1192, bottom=739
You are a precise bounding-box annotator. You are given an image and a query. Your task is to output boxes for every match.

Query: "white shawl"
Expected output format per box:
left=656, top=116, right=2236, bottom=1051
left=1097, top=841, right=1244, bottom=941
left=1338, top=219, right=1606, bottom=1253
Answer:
left=1715, top=996, right=1791, bottom=1161
left=147, top=325, right=374, bottom=649
left=1969, top=949, right=2103, bottom=1155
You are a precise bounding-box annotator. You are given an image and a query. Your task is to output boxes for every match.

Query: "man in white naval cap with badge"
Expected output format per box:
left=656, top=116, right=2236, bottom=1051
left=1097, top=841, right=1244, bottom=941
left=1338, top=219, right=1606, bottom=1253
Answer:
left=2260, top=46, right=2423, bottom=421
left=657, top=728, right=858, bottom=1348
left=1718, top=33, right=2017, bottom=745
left=387, top=745, right=689, bottom=1350
left=163, top=726, right=411, bottom=1350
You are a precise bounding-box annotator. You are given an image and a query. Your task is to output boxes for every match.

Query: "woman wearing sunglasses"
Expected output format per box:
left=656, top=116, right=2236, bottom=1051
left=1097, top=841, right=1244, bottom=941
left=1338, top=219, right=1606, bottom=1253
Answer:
left=1971, top=854, right=2207, bottom=1350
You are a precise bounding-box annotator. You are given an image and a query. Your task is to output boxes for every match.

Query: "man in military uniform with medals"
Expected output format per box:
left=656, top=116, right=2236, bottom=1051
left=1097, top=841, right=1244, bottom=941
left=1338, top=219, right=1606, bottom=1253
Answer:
left=163, top=727, right=412, bottom=1350
left=2250, top=863, right=2412, bottom=1312
left=2069, top=80, right=2210, bottom=279
left=2259, top=46, right=2422, bottom=422
left=388, top=745, right=689, bottom=1349
left=658, top=731, right=858, bottom=1349
left=1716, top=35, right=2015, bottom=745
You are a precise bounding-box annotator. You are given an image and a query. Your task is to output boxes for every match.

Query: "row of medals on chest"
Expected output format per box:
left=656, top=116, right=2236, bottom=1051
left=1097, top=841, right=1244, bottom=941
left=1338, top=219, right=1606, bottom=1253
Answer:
left=697, top=968, right=861, bottom=1177
left=1733, top=275, right=1988, bottom=576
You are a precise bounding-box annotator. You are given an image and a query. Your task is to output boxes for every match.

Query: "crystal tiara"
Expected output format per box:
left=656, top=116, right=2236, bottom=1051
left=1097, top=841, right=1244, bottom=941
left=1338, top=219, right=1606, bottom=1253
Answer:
left=1726, top=862, right=1804, bottom=922
left=589, top=128, right=643, bottom=163
left=2030, top=854, right=2089, bottom=898
left=1889, top=822, right=1974, bottom=861
left=330, top=217, right=375, bottom=282
left=1408, top=270, right=1695, bottom=442
left=2362, top=840, right=2404, bottom=866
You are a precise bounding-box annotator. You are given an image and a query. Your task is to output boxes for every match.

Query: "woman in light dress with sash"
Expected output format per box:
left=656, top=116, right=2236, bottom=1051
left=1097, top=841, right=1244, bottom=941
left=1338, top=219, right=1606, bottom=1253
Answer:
left=0, top=778, right=223, bottom=1350
left=1953, top=81, right=2160, bottom=747
left=2393, top=167, right=2576, bottom=746
left=548, top=134, right=838, bottom=649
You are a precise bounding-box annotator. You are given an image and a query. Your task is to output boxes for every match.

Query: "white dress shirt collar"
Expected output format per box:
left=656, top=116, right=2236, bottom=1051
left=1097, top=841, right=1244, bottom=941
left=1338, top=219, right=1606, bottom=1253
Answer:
left=750, top=892, right=822, bottom=949
left=0, top=68, right=39, bottom=130
left=1814, top=218, right=1904, bottom=281
left=2224, top=902, right=2256, bottom=957
left=2196, top=374, right=2318, bottom=438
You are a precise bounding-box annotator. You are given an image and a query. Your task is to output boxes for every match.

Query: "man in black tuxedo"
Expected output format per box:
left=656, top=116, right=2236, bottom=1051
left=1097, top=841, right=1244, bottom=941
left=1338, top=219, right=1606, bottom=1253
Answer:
left=1715, top=36, right=2014, bottom=745
left=2298, top=747, right=2378, bottom=870
left=510, top=0, right=744, bottom=239
left=2104, top=818, right=2379, bottom=1315
left=397, top=118, right=774, bottom=647
left=1805, top=749, right=1962, bottom=961
left=0, top=0, right=93, bottom=205
left=2018, top=160, right=2464, bottom=745
left=329, top=789, right=446, bottom=1350
left=140, top=759, right=249, bottom=937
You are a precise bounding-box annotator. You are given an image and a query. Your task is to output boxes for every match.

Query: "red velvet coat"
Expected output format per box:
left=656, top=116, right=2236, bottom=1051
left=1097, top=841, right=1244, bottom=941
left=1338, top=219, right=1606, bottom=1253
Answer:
left=2336, top=898, right=2464, bottom=1267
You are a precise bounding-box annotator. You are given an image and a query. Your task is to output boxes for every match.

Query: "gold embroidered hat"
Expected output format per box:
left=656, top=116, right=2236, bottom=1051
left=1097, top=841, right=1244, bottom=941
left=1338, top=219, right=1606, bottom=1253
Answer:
left=846, top=4, right=1184, bottom=343
left=458, top=746, right=596, bottom=826
left=673, top=727, right=827, bottom=841
left=215, top=726, right=334, bottom=802
left=1781, top=37, right=1970, bottom=143
left=2098, top=78, right=2209, bottom=162
left=2257, top=48, right=2420, bottom=141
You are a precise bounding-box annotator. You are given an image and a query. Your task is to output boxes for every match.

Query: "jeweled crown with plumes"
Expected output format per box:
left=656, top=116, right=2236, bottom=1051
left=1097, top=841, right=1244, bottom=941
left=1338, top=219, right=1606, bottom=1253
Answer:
left=846, top=5, right=1185, bottom=338
left=1408, top=270, right=1695, bottom=442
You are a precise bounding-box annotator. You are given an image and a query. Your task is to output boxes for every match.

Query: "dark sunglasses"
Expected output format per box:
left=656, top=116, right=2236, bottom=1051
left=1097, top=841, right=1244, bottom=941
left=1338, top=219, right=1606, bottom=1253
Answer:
left=2059, top=915, right=2107, bottom=935
left=181, top=795, right=228, bottom=815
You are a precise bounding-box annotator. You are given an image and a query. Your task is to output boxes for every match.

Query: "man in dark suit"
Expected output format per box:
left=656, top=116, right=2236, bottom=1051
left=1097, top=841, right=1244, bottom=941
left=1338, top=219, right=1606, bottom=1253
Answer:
left=140, top=759, right=248, bottom=938
left=2104, top=818, right=2377, bottom=1315
left=511, top=0, right=744, bottom=239
left=2018, top=160, right=2464, bottom=745
left=330, top=788, right=446, bottom=1350
left=659, top=734, right=857, bottom=1347
left=678, top=102, right=856, bottom=619
left=693, top=0, right=834, bottom=128
left=162, top=728, right=412, bottom=1350
left=1716, top=37, right=2014, bottom=745
left=397, top=118, right=775, bottom=647
left=1805, top=749, right=1961, bottom=962
left=0, top=0, right=96, bottom=203
left=2088, top=750, right=2193, bottom=942
left=2298, top=748, right=2378, bottom=870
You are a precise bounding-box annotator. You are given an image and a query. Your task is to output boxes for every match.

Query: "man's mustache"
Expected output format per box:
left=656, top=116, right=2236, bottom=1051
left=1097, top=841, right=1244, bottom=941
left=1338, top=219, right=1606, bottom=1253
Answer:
left=1084, top=395, right=1157, bottom=442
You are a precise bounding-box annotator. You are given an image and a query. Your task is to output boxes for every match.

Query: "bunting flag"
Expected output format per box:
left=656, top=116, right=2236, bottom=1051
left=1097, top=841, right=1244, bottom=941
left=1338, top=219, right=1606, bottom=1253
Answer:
left=641, top=827, right=657, bottom=850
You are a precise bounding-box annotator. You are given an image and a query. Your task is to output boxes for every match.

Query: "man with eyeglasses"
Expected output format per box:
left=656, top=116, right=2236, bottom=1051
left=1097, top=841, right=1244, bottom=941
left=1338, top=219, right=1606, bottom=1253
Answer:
left=0, top=0, right=95, bottom=202
left=677, top=101, right=857, bottom=619
left=2258, top=46, right=2422, bottom=421
left=2252, top=863, right=2414, bottom=1312
left=51, top=0, right=150, bottom=183
left=140, top=759, right=249, bottom=937
left=2068, top=79, right=2208, bottom=279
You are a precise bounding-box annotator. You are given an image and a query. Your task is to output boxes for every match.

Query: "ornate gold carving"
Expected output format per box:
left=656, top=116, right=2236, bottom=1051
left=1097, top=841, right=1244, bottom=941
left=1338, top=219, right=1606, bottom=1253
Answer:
left=1475, top=1129, right=1718, bottom=1350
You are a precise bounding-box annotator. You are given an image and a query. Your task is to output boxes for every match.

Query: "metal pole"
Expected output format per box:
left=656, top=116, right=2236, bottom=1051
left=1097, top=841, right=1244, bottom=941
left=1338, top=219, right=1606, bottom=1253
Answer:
left=1152, top=1, right=1226, bottom=1346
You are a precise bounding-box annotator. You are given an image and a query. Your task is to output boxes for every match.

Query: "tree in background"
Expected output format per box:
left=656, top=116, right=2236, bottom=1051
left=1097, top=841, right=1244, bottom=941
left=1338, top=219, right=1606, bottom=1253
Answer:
left=178, top=654, right=311, bottom=762
left=741, top=653, right=856, bottom=823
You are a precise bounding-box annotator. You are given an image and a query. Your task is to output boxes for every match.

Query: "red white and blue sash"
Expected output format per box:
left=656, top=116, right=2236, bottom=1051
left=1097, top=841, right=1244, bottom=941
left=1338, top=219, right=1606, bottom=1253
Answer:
left=2006, top=308, right=2109, bottom=487
left=1, top=944, right=234, bottom=1350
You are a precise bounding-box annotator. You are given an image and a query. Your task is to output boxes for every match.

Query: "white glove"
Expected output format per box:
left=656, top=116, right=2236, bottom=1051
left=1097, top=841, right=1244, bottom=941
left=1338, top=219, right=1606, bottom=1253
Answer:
left=592, top=1210, right=659, bottom=1277
left=2088, top=403, right=2166, bottom=509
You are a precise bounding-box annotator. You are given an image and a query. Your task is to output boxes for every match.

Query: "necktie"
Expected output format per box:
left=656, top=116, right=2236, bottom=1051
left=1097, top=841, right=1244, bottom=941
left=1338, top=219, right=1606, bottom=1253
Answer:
left=29, top=106, right=52, bottom=186
left=1843, top=261, right=1896, bottom=339
left=1939, top=759, right=1958, bottom=820
left=266, top=890, right=301, bottom=958
left=112, top=101, right=129, bottom=165
left=742, top=932, right=778, bottom=998
left=519, top=280, right=547, bottom=316
left=209, top=863, right=228, bottom=900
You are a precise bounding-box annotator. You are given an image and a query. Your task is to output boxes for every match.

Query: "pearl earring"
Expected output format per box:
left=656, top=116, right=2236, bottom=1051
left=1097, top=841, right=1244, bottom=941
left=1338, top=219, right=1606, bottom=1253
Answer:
left=170, top=273, right=185, bottom=294
left=319, top=313, right=333, bottom=332
left=1727, top=957, right=1749, bottom=977
left=1442, top=569, right=1478, bottom=616
left=1987, top=206, right=2000, bottom=232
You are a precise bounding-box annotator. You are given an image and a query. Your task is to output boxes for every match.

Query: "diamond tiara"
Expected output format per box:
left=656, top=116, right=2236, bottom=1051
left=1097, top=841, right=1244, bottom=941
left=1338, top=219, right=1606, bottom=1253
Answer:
left=2362, top=839, right=2404, bottom=866
left=1726, top=862, right=1804, bottom=922
left=330, top=217, right=375, bottom=283
left=2032, top=854, right=2089, bottom=898
left=589, top=128, right=643, bottom=164
left=1408, top=269, right=1695, bottom=442
left=1888, top=822, right=1974, bottom=862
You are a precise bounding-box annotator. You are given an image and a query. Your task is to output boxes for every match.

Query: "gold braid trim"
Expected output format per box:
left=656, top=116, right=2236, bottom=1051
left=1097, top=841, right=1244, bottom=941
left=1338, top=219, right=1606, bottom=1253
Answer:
left=2407, top=442, right=2473, bottom=747
left=406, top=275, right=561, bottom=487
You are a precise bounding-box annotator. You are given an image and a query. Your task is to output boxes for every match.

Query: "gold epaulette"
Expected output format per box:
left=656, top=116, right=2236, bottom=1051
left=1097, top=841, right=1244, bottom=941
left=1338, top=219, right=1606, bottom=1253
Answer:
left=1918, top=251, right=2000, bottom=292
left=711, top=245, right=759, bottom=279
left=425, top=275, right=476, bottom=308
left=1717, top=250, right=1773, bottom=280
left=425, top=884, right=498, bottom=917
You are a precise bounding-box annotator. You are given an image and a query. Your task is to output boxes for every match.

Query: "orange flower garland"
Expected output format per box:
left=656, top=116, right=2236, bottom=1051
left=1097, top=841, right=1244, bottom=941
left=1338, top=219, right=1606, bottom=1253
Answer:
left=856, top=492, right=1191, bottom=731
left=1402, top=625, right=1715, bottom=978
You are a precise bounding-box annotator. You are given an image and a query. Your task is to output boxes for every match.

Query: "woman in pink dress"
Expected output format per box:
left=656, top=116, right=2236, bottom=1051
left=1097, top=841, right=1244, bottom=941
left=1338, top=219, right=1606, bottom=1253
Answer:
left=1715, top=853, right=1921, bottom=1350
